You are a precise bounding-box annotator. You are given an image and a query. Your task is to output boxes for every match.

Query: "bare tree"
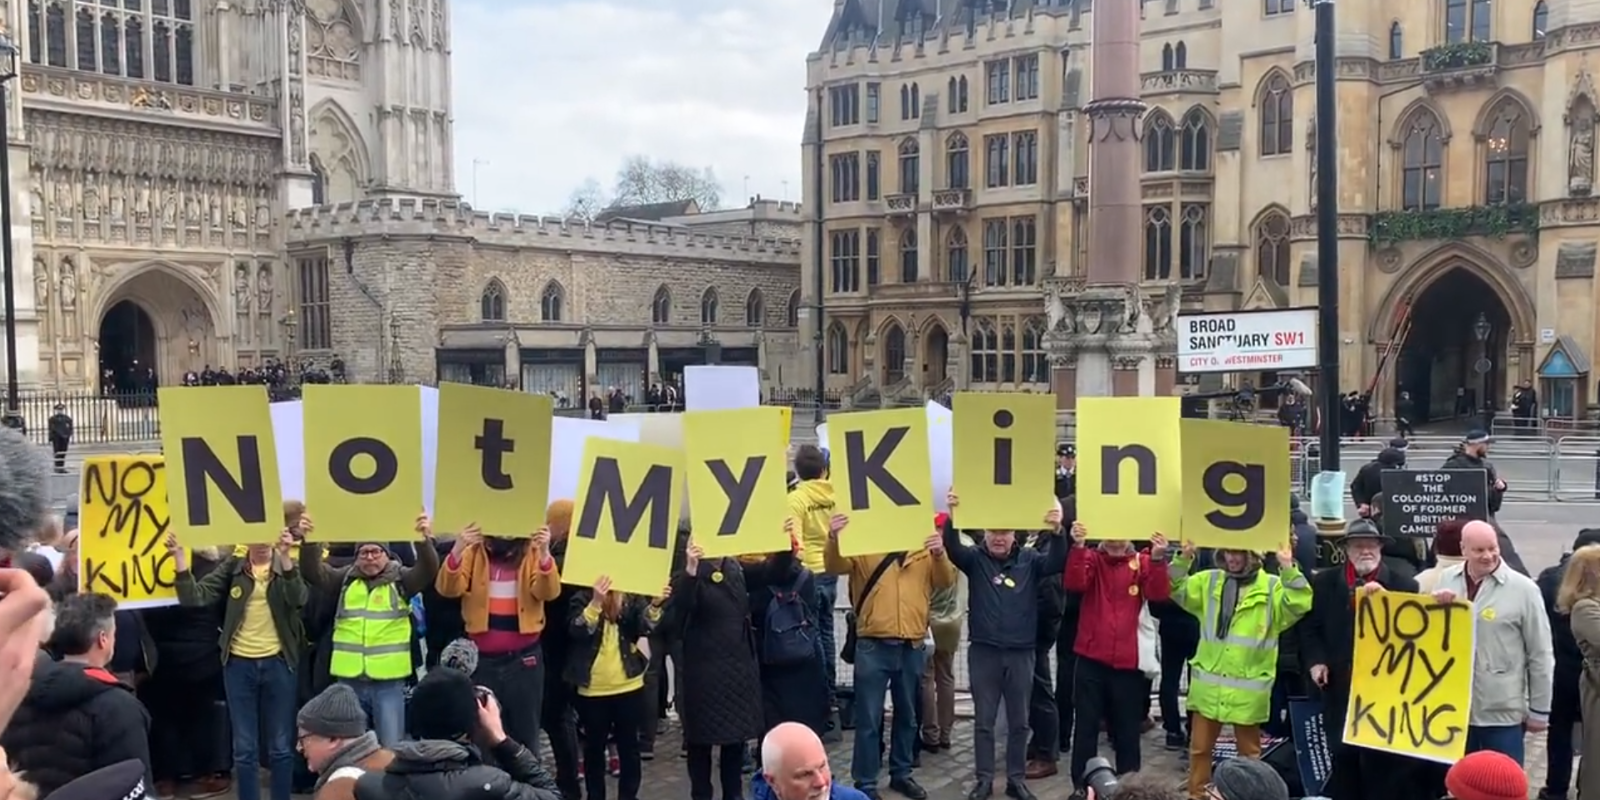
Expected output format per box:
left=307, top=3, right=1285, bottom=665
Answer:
left=610, top=156, right=723, bottom=210
left=561, top=178, right=607, bottom=222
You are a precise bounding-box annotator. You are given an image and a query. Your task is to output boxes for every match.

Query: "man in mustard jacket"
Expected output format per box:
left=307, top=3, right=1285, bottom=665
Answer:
left=1167, top=539, right=1311, bottom=800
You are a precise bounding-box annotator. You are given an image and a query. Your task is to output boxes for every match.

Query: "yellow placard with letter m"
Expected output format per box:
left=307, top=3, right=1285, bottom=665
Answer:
left=1345, top=591, right=1475, bottom=763
left=825, top=408, right=934, bottom=557
left=1178, top=419, right=1290, bottom=552
left=562, top=438, right=683, bottom=597
left=1075, top=397, right=1182, bottom=540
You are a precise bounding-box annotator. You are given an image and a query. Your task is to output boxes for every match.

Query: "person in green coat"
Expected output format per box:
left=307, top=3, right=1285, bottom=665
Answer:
left=1167, top=539, right=1311, bottom=800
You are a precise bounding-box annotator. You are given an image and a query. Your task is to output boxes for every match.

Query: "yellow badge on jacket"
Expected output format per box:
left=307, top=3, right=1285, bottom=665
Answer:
left=230, top=586, right=243, bottom=599
left=1128, top=559, right=1139, bottom=572
left=1128, top=585, right=1140, bottom=596
left=711, top=571, right=724, bottom=583
left=1481, top=607, right=1496, bottom=621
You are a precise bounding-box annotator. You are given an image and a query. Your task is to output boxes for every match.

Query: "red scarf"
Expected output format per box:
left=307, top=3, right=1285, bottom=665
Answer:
left=1345, top=562, right=1377, bottom=606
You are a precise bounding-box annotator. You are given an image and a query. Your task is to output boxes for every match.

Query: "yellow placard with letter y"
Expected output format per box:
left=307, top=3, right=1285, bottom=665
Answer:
left=951, top=392, right=1057, bottom=530
left=1345, top=591, right=1474, bottom=763
left=1178, top=419, right=1289, bottom=551
left=682, top=407, right=791, bottom=557
left=825, top=408, right=933, bottom=556
left=1075, top=397, right=1182, bottom=540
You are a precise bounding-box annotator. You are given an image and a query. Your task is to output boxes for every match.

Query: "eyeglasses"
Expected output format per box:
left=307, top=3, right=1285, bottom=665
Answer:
left=356, top=547, right=386, bottom=558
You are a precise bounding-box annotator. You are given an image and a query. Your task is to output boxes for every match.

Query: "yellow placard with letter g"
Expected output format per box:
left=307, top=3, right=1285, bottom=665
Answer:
left=1178, top=419, right=1289, bottom=552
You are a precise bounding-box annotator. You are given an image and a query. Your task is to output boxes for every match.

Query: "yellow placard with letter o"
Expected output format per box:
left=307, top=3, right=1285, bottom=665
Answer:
left=433, top=382, right=553, bottom=538
left=563, top=437, right=684, bottom=597
left=1075, top=397, right=1182, bottom=540
left=825, top=407, right=933, bottom=557
left=1178, top=419, right=1289, bottom=552
left=156, top=385, right=283, bottom=547
left=302, top=384, right=424, bottom=543
left=951, top=391, right=1057, bottom=531
left=682, top=407, right=791, bottom=558
left=1345, top=591, right=1474, bottom=763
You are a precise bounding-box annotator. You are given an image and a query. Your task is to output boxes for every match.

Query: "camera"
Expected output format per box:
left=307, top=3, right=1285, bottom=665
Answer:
left=1083, top=756, right=1119, bottom=799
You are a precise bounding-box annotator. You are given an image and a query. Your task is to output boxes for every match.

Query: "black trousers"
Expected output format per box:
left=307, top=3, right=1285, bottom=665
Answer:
left=139, top=670, right=231, bottom=781
left=1069, top=657, right=1145, bottom=788
left=1054, top=618, right=1078, bottom=753
left=1546, top=664, right=1582, bottom=796
left=640, top=634, right=668, bottom=751
left=476, top=645, right=545, bottom=759
left=1026, top=644, right=1058, bottom=762
left=578, top=688, right=646, bottom=800
left=540, top=657, right=582, bottom=800
left=1158, top=629, right=1196, bottom=735
left=49, top=437, right=67, bottom=470
left=686, top=742, right=746, bottom=800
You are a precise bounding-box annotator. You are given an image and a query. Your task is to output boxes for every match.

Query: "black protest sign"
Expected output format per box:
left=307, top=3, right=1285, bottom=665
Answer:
left=1379, top=470, right=1488, bottom=537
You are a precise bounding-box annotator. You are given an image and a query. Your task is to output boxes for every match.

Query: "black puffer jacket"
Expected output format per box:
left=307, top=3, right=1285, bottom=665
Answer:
left=1349, top=447, right=1405, bottom=507
left=1442, top=446, right=1505, bottom=513
left=353, top=740, right=560, bottom=800
left=1, top=653, right=152, bottom=798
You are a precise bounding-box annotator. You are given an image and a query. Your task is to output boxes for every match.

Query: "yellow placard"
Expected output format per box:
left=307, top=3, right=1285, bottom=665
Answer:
left=825, top=408, right=934, bottom=556
left=78, top=455, right=186, bottom=609
left=1075, top=397, right=1182, bottom=540
left=1178, top=419, right=1290, bottom=552
left=156, top=385, right=284, bottom=547
left=433, top=383, right=553, bottom=538
left=682, top=407, right=791, bottom=557
left=302, top=385, right=424, bottom=543
left=776, top=406, right=792, bottom=448
left=1345, top=591, right=1474, bottom=763
left=951, top=392, right=1057, bottom=530
left=562, top=438, right=683, bottom=597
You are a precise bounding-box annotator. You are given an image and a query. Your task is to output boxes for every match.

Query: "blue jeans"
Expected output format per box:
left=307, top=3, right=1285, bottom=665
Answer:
left=341, top=677, right=407, bottom=747
left=1466, top=724, right=1526, bottom=765
left=223, top=656, right=296, bottom=800
left=850, top=638, right=926, bottom=791
left=814, top=574, right=839, bottom=704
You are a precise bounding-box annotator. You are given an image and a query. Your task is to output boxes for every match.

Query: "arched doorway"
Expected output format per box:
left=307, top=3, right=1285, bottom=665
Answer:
left=882, top=323, right=907, bottom=385
left=1395, top=267, right=1513, bottom=424
left=98, top=301, right=158, bottom=393
left=924, top=325, right=949, bottom=387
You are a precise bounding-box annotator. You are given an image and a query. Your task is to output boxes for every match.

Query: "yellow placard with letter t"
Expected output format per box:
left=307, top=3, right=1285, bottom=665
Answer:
left=951, top=391, right=1057, bottom=531
left=433, top=382, right=553, bottom=538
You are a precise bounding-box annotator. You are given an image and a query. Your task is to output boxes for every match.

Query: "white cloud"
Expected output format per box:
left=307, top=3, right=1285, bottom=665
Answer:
left=450, top=0, right=835, bottom=214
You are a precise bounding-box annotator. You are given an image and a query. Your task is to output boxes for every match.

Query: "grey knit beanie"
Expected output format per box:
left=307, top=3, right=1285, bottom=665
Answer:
left=1212, top=758, right=1289, bottom=800
left=296, top=683, right=368, bottom=738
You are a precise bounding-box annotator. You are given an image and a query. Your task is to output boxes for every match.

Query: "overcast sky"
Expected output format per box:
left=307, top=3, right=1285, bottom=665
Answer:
left=450, top=0, right=835, bottom=215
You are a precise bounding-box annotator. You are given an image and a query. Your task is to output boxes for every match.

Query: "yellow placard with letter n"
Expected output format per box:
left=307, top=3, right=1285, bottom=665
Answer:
left=1074, top=397, right=1182, bottom=541
left=682, top=407, right=791, bottom=558
left=156, top=385, right=283, bottom=547
left=562, top=438, right=683, bottom=597
left=951, top=392, right=1057, bottom=531
left=1178, top=419, right=1290, bottom=552
left=78, top=455, right=187, bottom=609
left=1345, top=591, right=1474, bottom=763
left=825, top=408, right=933, bottom=557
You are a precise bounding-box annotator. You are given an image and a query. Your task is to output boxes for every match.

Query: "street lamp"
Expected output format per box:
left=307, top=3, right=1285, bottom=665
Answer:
left=1311, top=0, right=1341, bottom=471
left=0, top=33, right=21, bottom=431
left=1474, top=311, right=1493, bottom=426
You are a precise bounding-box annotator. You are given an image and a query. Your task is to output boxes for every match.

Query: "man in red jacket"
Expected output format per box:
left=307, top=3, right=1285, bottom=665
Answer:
left=1062, top=524, right=1170, bottom=795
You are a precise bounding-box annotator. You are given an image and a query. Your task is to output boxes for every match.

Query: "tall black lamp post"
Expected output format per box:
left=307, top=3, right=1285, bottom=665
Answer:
left=1312, top=0, right=1340, bottom=471
left=1474, top=311, right=1493, bottom=427
left=0, top=34, right=20, bottom=431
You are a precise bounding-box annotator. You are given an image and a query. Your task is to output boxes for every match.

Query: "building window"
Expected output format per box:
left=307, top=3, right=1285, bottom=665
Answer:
left=295, top=255, right=333, bottom=350
left=830, top=230, right=861, bottom=293
left=828, top=83, right=860, bottom=126
left=866, top=229, right=881, bottom=285
left=1401, top=108, right=1445, bottom=210
left=830, top=152, right=861, bottom=203
left=984, top=133, right=1009, bottom=188
left=700, top=288, right=719, bottom=325
left=787, top=290, right=800, bottom=327
left=947, top=75, right=969, bottom=113
left=947, top=227, right=970, bottom=284
left=1259, top=74, right=1293, bottom=156
left=480, top=280, right=507, bottom=322
left=1014, top=53, right=1040, bottom=100
left=883, top=324, right=907, bottom=384
left=1181, top=109, right=1211, bottom=171
left=986, top=59, right=1009, bottom=104
left=1533, top=1, right=1548, bottom=39
left=1389, top=21, right=1404, bottom=58
left=970, top=319, right=998, bottom=383
left=898, top=138, right=920, bottom=195
left=826, top=323, right=849, bottom=374
left=866, top=82, right=880, bottom=123
left=745, top=289, right=765, bottom=327
left=540, top=281, right=564, bottom=322
left=1144, top=111, right=1176, bottom=172
left=310, top=155, right=328, bottom=205
left=900, top=229, right=919, bottom=283
left=1161, top=41, right=1187, bottom=70
left=1483, top=99, right=1530, bottom=205
left=1254, top=210, right=1292, bottom=286
left=1143, top=206, right=1173, bottom=280
left=866, top=151, right=881, bottom=200
left=1264, top=0, right=1293, bottom=14
left=1021, top=317, right=1047, bottom=383
left=1179, top=204, right=1209, bottom=280
left=946, top=132, right=970, bottom=189
left=1011, top=216, right=1038, bottom=285
left=38, top=0, right=194, bottom=83
left=1445, top=0, right=1492, bottom=43
left=982, top=218, right=1008, bottom=286
left=900, top=82, right=920, bottom=120
left=1012, top=131, right=1038, bottom=185
left=651, top=285, right=671, bottom=324
left=1000, top=325, right=1018, bottom=383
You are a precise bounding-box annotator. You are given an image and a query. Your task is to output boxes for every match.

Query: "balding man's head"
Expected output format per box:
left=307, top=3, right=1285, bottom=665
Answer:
left=1460, top=520, right=1502, bottom=577
left=760, top=722, right=831, bottom=800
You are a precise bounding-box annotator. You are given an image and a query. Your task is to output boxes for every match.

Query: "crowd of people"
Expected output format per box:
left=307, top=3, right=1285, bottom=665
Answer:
left=0, top=420, right=1574, bottom=800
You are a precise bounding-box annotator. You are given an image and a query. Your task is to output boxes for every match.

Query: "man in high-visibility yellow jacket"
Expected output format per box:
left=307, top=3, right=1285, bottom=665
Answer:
left=300, top=512, right=440, bottom=746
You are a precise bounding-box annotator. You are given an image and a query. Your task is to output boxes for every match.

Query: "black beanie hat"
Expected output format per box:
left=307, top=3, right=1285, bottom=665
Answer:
left=407, top=666, right=479, bottom=741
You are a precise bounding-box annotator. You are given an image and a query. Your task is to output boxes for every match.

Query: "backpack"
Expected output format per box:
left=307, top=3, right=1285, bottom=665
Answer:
left=761, top=576, right=815, bottom=666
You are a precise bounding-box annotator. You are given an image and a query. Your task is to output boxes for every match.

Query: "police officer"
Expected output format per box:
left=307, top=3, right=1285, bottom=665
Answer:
left=1055, top=444, right=1075, bottom=500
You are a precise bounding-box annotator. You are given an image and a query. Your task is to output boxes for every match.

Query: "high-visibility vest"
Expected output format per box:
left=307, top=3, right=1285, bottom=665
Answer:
left=329, top=580, right=412, bottom=681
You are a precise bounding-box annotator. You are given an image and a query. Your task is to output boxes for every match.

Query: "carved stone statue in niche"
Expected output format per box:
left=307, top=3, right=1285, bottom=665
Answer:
left=32, top=257, right=48, bottom=312
left=231, top=196, right=249, bottom=229
left=234, top=263, right=252, bottom=313
left=108, top=180, right=125, bottom=222
left=184, top=190, right=200, bottom=224
left=209, top=194, right=223, bottom=228
left=58, top=256, right=77, bottom=341
left=257, top=265, right=273, bottom=313
left=54, top=176, right=73, bottom=217
left=134, top=180, right=151, bottom=221
left=256, top=199, right=272, bottom=229
left=29, top=183, right=42, bottom=217
left=82, top=174, right=101, bottom=220
left=1572, top=109, right=1595, bottom=196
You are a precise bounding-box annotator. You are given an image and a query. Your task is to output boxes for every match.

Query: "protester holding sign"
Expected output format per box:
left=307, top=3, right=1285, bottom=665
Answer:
left=1296, top=519, right=1425, bottom=800
left=786, top=445, right=841, bottom=729
left=742, top=521, right=830, bottom=737
left=1168, top=537, right=1310, bottom=800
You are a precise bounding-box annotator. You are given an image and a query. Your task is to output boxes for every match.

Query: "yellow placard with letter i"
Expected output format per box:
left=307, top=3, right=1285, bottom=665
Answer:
left=951, top=392, right=1057, bottom=530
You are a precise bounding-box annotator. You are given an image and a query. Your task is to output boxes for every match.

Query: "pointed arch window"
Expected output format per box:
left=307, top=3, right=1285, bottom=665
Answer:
left=970, top=319, right=998, bottom=383
left=787, top=290, right=801, bottom=328
left=480, top=280, right=507, bottom=322
left=1401, top=109, right=1444, bottom=210
left=946, top=132, right=970, bottom=189
left=100, top=12, right=120, bottom=74
left=651, top=285, right=671, bottom=324
left=745, top=289, right=765, bottom=327
left=947, top=75, right=969, bottom=113
left=1179, top=204, right=1209, bottom=280
left=900, top=228, right=920, bottom=283
left=309, top=155, right=328, bottom=205
left=898, top=138, right=920, bottom=194
left=1445, top=0, right=1492, bottom=43
left=883, top=324, right=907, bottom=384
left=1161, top=41, right=1187, bottom=70
left=1534, top=1, right=1549, bottom=39
left=1483, top=99, right=1530, bottom=205
left=826, top=322, right=850, bottom=375
left=1144, top=112, right=1176, bottom=172
left=1021, top=317, right=1047, bottom=383
left=1259, top=74, right=1294, bottom=156
left=1000, top=325, right=1018, bottom=383
left=1389, top=21, right=1403, bottom=58
left=540, top=282, right=564, bottom=322
left=1254, top=210, right=1292, bottom=286
left=1144, top=206, right=1172, bottom=280
left=947, top=227, right=970, bottom=284
left=1180, top=109, right=1211, bottom=171
left=700, top=288, right=719, bottom=325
